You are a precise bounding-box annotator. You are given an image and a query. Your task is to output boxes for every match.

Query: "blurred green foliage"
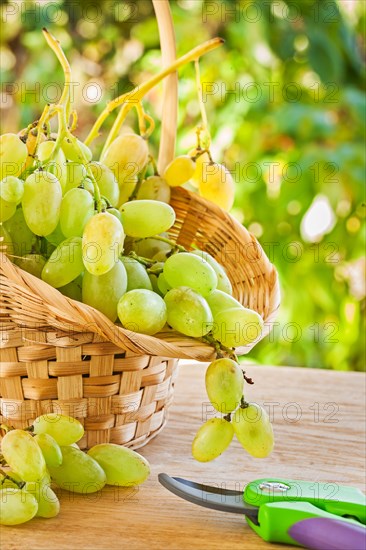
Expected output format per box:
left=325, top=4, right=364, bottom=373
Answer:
left=0, top=0, right=364, bottom=370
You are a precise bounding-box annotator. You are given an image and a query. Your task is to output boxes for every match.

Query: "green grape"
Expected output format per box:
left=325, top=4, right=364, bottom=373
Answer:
left=25, top=478, right=60, bottom=518
left=4, top=208, right=36, bottom=255
left=164, top=155, right=196, bottom=187
left=90, top=161, right=119, bottom=207
left=198, top=162, right=235, bottom=211
left=117, top=289, right=167, bottom=335
left=0, top=133, right=28, bottom=179
left=37, top=140, right=67, bottom=192
left=82, top=260, right=127, bottom=322
left=82, top=212, right=125, bottom=276
left=212, top=307, right=263, bottom=348
left=163, top=253, right=217, bottom=296
left=32, top=413, right=84, bottom=446
left=232, top=403, right=274, bottom=458
left=120, top=200, right=176, bottom=238
left=58, top=275, right=83, bottom=302
left=0, top=488, right=38, bottom=525
left=132, top=234, right=172, bottom=259
left=48, top=446, right=106, bottom=494
left=1, top=429, right=46, bottom=481
left=137, top=175, right=171, bottom=203
left=107, top=207, right=122, bottom=222
left=191, top=250, right=232, bottom=295
left=157, top=272, right=171, bottom=295
left=190, top=149, right=210, bottom=189
left=60, top=188, right=94, bottom=238
left=34, top=433, right=62, bottom=468
left=45, top=222, right=65, bottom=247
left=149, top=273, right=161, bottom=295
left=117, top=175, right=137, bottom=207
left=0, top=470, right=23, bottom=490
left=192, top=418, right=234, bottom=462
left=22, top=170, right=62, bottom=236
left=0, top=197, right=16, bottom=222
left=65, top=161, right=88, bottom=192
left=164, top=287, right=213, bottom=337
left=61, top=137, right=92, bottom=163
left=0, top=225, right=14, bottom=256
left=0, top=176, right=24, bottom=204
left=15, top=254, right=46, bottom=278
left=120, top=256, right=152, bottom=291
left=42, top=237, right=84, bottom=288
left=87, top=444, right=150, bottom=486
left=206, top=289, right=242, bottom=319
left=205, top=358, right=244, bottom=413
left=101, top=134, right=149, bottom=184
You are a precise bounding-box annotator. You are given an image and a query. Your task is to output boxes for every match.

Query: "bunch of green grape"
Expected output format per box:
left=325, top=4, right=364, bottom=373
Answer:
left=0, top=125, right=263, bottom=350
left=192, top=358, right=274, bottom=462
left=0, top=414, right=150, bottom=526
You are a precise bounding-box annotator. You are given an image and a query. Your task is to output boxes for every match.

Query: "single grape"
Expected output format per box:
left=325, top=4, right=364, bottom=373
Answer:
left=65, top=161, right=88, bottom=192
left=117, top=289, right=167, bottom=335
left=120, top=256, right=152, bottom=291
left=1, top=429, right=46, bottom=481
left=4, top=208, right=36, bottom=256
left=25, top=478, right=60, bottom=519
left=192, top=418, right=234, bottom=462
left=32, top=413, right=84, bottom=446
left=137, top=175, right=171, bottom=203
left=61, top=137, right=92, bottom=163
left=82, top=212, right=125, bottom=276
left=164, top=287, right=213, bottom=337
left=164, top=155, right=196, bottom=187
left=90, top=161, right=119, bottom=207
left=42, top=237, right=84, bottom=288
left=191, top=250, right=232, bottom=295
left=37, top=140, right=67, bottom=192
left=87, top=444, right=150, bottom=486
left=48, top=446, right=106, bottom=494
left=0, top=133, right=28, bottom=179
left=101, top=134, right=149, bottom=184
left=0, top=224, right=14, bottom=256
left=107, top=207, right=122, bottom=222
left=0, top=488, right=38, bottom=525
left=190, top=149, right=210, bottom=189
left=34, top=433, right=62, bottom=468
left=212, top=307, right=263, bottom=348
left=157, top=272, right=171, bottom=295
left=120, top=200, right=176, bottom=238
left=198, top=162, right=235, bottom=211
left=163, top=253, right=217, bottom=296
left=206, top=289, right=242, bottom=319
left=0, top=198, right=16, bottom=222
left=82, top=260, right=127, bottom=322
left=117, top=175, right=137, bottom=207
left=205, top=358, right=244, bottom=413
left=22, top=170, right=62, bottom=236
left=232, top=403, right=274, bottom=458
left=60, top=188, right=94, bottom=238
left=15, top=254, right=46, bottom=278
left=0, top=176, right=24, bottom=204
left=132, top=234, right=172, bottom=259
left=59, top=275, right=83, bottom=302
left=45, top=222, right=65, bottom=247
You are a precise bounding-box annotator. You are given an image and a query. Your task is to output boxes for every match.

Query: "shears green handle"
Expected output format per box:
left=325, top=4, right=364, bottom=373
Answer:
left=244, top=478, right=366, bottom=545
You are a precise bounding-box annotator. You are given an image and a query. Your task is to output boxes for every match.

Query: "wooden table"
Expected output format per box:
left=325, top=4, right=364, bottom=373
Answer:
left=2, top=363, right=365, bottom=549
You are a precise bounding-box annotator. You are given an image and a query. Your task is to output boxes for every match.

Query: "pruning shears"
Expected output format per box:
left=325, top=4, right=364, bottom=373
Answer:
left=158, top=474, right=366, bottom=550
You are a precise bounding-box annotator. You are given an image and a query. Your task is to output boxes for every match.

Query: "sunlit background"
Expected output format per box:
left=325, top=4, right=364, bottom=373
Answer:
left=1, top=0, right=365, bottom=370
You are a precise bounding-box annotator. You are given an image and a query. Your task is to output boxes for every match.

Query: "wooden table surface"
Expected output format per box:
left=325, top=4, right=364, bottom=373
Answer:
left=2, top=363, right=365, bottom=550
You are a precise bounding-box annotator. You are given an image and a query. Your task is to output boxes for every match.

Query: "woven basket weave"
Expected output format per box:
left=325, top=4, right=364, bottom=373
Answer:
left=0, top=2, right=280, bottom=450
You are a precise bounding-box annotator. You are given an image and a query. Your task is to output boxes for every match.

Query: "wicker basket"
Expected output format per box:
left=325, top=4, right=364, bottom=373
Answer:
left=0, top=2, right=280, bottom=450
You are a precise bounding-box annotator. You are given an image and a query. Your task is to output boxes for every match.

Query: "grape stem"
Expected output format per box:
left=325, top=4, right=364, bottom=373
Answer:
left=127, top=251, right=156, bottom=268
left=240, top=396, right=249, bottom=409
left=202, top=333, right=237, bottom=360
left=128, top=165, right=148, bottom=201
left=243, top=371, right=254, bottom=385
left=194, top=60, right=211, bottom=149
left=85, top=37, right=224, bottom=151
left=0, top=469, right=26, bottom=490
left=135, top=103, right=155, bottom=139
left=223, top=413, right=232, bottom=423
left=144, top=235, right=186, bottom=252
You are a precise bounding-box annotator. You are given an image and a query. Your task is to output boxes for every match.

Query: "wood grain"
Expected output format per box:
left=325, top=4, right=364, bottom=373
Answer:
left=2, top=363, right=365, bottom=550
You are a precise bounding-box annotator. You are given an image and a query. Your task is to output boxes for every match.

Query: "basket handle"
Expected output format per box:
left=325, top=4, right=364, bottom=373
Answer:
left=152, top=0, right=178, bottom=173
